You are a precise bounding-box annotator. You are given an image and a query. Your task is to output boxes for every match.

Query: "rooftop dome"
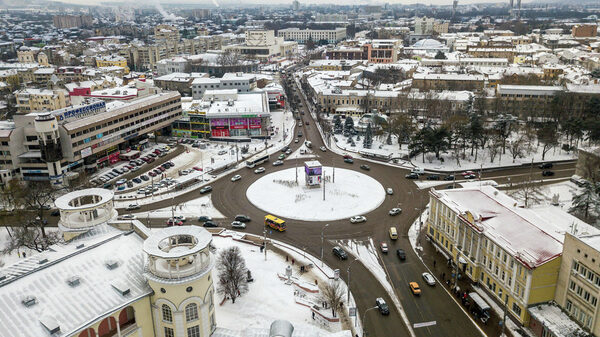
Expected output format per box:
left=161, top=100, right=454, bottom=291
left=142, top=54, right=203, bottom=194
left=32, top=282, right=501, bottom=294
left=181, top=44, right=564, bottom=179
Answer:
left=412, top=39, right=445, bottom=48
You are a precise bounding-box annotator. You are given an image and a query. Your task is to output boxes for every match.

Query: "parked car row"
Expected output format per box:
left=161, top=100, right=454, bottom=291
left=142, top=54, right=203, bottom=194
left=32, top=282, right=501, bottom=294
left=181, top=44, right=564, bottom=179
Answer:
left=93, top=147, right=173, bottom=186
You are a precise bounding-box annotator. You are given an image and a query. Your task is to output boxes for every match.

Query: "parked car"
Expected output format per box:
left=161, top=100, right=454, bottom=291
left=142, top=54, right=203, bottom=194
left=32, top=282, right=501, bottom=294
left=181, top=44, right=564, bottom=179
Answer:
left=278, top=154, right=286, bottom=160
left=343, top=154, right=353, bottom=159
left=427, top=175, right=440, bottom=180
left=344, top=158, right=354, bottom=164
left=272, top=160, right=283, bottom=166
left=133, top=178, right=142, bottom=184
left=350, top=215, right=366, bottom=223
left=235, top=215, right=251, bottom=222
left=360, top=164, right=370, bottom=170
left=409, top=282, right=421, bottom=295
left=173, top=215, right=186, bottom=222
left=203, top=221, right=218, bottom=228
left=254, top=167, right=266, bottom=174
left=126, top=204, right=140, bottom=210
left=411, top=167, right=425, bottom=175
left=198, top=216, right=212, bottom=222
left=166, top=219, right=183, bottom=226
left=444, top=175, right=455, bottom=181
left=231, top=221, right=246, bottom=229
left=231, top=175, right=242, bottom=182
left=332, top=246, right=348, bottom=260
left=422, top=272, right=436, bottom=286
left=140, top=175, right=149, bottom=181
left=200, top=186, right=213, bottom=194
left=542, top=170, right=555, bottom=177
left=389, top=208, right=402, bottom=216
left=380, top=242, right=389, bottom=253
left=218, top=150, right=227, bottom=155
left=405, top=173, right=419, bottom=179
left=464, top=174, right=477, bottom=179
left=539, top=162, right=553, bottom=169
left=375, top=297, right=390, bottom=315
left=386, top=188, right=394, bottom=195
left=396, top=249, right=406, bottom=260
left=461, top=170, right=475, bottom=177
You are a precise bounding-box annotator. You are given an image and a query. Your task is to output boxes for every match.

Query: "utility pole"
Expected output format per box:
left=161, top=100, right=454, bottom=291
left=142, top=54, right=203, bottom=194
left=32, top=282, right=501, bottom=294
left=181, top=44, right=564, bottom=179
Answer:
left=263, top=229, right=268, bottom=261
left=320, top=223, right=329, bottom=267
left=347, top=258, right=358, bottom=303
left=501, top=296, right=508, bottom=337
left=333, top=155, right=335, bottom=183
left=323, top=169, right=326, bottom=201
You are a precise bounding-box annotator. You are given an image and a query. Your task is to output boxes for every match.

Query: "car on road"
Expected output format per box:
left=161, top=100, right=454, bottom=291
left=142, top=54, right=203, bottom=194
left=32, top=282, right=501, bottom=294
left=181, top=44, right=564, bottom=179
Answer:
left=116, top=178, right=127, bottom=185
left=332, top=246, right=348, bottom=260
left=539, top=162, right=553, bottom=169
left=295, top=138, right=299, bottom=143
left=203, top=220, right=218, bottom=228
left=386, top=188, right=394, bottom=195
left=231, top=175, right=242, bottom=182
left=173, top=215, right=186, bottom=222
left=444, top=175, right=455, bottom=181
left=320, top=146, right=326, bottom=152
left=360, top=164, right=370, bottom=170
left=278, top=154, right=286, bottom=160
left=405, top=173, right=419, bottom=179
left=231, top=221, right=246, bottom=229
left=126, top=204, right=140, bottom=210
left=281, top=146, right=289, bottom=153
left=389, top=208, right=402, bottom=216
left=350, top=215, right=366, bottom=223
left=343, top=154, right=353, bottom=159
left=542, top=170, right=555, bottom=177
left=272, top=160, right=283, bottom=166
left=198, top=216, right=212, bottom=222
left=200, top=186, right=213, bottom=194
left=286, top=149, right=292, bottom=155
left=461, top=170, right=475, bottom=177
left=375, top=297, right=390, bottom=315
left=235, top=215, right=251, bottom=222
left=427, top=175, right=440, bottom=180
left=344, top=158, right=354, bottom=164
left=254, top=167, right=266, bottom=174
left=409, top=282, right=421, bottom=295
left=166, top=219, right=183, bottom=226
left=218, top=150, right=228, bottom=155
left=422, top=272, right=436, bottom=286
left=396, top=249, right=406, bottom=260
left=118, top=214, right=137, bottom=220
left=464, top=174, right=477, bottom=179
left=380, top=242, right=388, bottom=253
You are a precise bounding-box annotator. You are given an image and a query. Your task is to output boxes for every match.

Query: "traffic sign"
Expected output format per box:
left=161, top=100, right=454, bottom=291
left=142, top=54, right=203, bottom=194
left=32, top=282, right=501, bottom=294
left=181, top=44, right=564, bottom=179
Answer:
left=413, top=321, right=437, bottom=328
left=349, top=307, right=356, bottom=317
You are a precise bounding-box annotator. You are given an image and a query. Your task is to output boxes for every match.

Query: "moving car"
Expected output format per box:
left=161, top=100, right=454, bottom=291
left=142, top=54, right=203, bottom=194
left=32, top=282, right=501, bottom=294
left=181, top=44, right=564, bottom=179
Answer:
left=539, top=162, right=553, bottom=169
left=272, top=160, right=284, bottom=166
left=200, top=186, right=213, bottom=194
left=118, top=214, right=136, bottom=220
left=380, top=242, right=388, bottom=253
left=405, top=173, right=419, bottom=179
left=198, top=215, right=212, bottom=222
left=542, top=170, right=555, bottom=177
left=427, top=175, right=440, bottom=180
left=203, top=220, right=218, bottom=228
left=389, top=208, right=402, bottom=216
left=286, top=149, right=292, bottom=155
left=396, top=249, right=406, bottom=260
left=375, top=297, right=390, bottom=315
left=278, top=154, right=286, bottom=160
left=464, top=174, right=477, bottom=179
left=344, top=158, right=354, bottom=164
left=444, top=175, right=455, bottom=181
left=173, top=215, right=186, bottom=222
left=231, top=175, right=242, bottom=182
left=332, top=246, right=348, bottom=260
left=126, top=204, right=140, bottom=210
left=350, top=215, right=366, bottom=223
left=235, top=214, right=251, bottom=222
left=461, top=170, right=475, bottom=177
left=254, top=167, right=266, bottom=174
left=319, top=146, right=326, bottom=152
left=386, top=188, right=394, bottom=195
left=166, top=219, right=183, bottom=226
left=360, top=164, right=370, bottom=170
left=295, top=138, right=299, bottom=143
left=409, top=282, right=421, bottom=295
left=231, top=221, right=246, bottom=229
left=389, top=227, right=398, bottom=240
left=422, top=272, right=436, bottom=286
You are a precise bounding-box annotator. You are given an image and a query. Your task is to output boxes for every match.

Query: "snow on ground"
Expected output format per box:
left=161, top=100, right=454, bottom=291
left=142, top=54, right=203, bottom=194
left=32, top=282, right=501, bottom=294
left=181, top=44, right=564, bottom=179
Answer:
left=288, top=143, right=318, bottom=160
left=246, top=167, right=385, bottom=221
left=0, top=227, right=60, bottom=267
left=534, top=181, right=581, bottom=210
left=133, top=194, right=224, bottom=220
left=212, top=233, right=352, bottom=336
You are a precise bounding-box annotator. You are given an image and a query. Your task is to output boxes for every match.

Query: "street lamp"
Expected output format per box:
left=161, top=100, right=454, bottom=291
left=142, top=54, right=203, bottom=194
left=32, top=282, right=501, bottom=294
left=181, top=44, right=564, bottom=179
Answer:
left=320, top=223, right=330, bottom=267
left=362, top=306, right=379, bottom=336
left=347, top=258, right=359, bottom=304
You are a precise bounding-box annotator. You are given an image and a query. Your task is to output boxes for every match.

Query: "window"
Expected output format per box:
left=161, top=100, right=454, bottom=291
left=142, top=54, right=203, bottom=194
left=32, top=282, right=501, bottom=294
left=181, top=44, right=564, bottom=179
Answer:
left=187, top=325, right=200, bottom=337
left=164, top=327, right=174, bottom=337
left=570, top=281, right=576, bottom=291
left=162, top=304, right=172, bottom=322
left=566, top=300, right=572, bottom=312
left=185, top=303, right=198, bottom=322
left=512, top=303, right=522, bottom=316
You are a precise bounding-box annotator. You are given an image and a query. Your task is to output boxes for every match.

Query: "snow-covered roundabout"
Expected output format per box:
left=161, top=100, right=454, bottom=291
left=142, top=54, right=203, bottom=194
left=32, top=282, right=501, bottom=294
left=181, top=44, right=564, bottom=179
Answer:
left=246, top=166, right=385, bottom=221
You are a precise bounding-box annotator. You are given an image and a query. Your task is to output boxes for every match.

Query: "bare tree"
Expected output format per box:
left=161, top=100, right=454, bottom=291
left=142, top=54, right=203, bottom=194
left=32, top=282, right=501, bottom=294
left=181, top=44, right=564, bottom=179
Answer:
left=537, top=123, right=559, bottom=161
left=318, top=280, right=345, bottom=318
left=508, top=177, right=544, bottom=208
left=2, top=226, right=62, bottom=254
left=488, top=137, right=501, bottom=163
left=216, top=246, right=249, bottom=304
left=16, top=181, right=56, bottom=238
left=508, top=135, right=526, bottom=163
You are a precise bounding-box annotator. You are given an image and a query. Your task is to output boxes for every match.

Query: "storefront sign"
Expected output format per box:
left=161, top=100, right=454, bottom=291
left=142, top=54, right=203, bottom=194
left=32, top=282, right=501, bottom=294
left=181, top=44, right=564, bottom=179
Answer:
left=55, top=101, right=106, bottom=122
left=81, top=147, right=92, bottom=158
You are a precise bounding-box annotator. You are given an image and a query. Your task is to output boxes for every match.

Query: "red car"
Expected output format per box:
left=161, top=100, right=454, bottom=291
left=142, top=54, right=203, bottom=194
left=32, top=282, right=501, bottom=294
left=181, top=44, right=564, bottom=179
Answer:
left=461, top=171, right=475, bottom=176
left=148, top=171, right=156, bottom=177
left=166, top=219, right=183, bottom=226
left=343, top=154, right=353, bottom=159
left=158, top=166, right=166, bottom=172
left=193, top=166, right=203, bottom=171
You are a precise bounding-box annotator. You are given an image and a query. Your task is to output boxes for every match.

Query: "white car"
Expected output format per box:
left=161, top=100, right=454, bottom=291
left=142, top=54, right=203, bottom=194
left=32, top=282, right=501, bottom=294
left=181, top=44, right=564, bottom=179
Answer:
left=231, top=221, right=246, bottom=229
left=389, top=208, right=402, bottom=216
left=231, top=175, right=242, bottom=182
left=254, top=167, right=265, bottom=174
left=422, top=272, right=436, bottom=286
left=295, top=138, right=299, bottom=143
left=386, top=188, right=394, bottom=195
left=174, top=215, right=186, bottom=222
left=126, top=204, right=140, bottom=210
left=350, top=215, right=367, bottom=224
left=118, top=214, right=137, bottom=220
left=320, top=146, right=326, bottom=152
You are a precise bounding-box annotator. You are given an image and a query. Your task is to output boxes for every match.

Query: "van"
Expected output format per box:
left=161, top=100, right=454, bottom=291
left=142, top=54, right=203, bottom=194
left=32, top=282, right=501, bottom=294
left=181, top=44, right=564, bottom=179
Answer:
left=389, top=227, right=398, bottom=240
left=412, top=167, right=425, bottom=175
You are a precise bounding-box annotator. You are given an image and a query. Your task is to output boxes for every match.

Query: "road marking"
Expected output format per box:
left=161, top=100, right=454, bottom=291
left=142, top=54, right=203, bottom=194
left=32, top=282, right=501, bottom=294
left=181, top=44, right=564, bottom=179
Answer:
left=413, top=321, right=437, bottom=328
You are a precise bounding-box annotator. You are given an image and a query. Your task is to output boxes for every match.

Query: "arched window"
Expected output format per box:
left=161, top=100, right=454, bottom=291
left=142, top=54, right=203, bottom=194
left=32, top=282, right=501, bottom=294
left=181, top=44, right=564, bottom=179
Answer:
left=162, top=304, right=172, bottom=323
left=185, top=303, right=198, bottom=322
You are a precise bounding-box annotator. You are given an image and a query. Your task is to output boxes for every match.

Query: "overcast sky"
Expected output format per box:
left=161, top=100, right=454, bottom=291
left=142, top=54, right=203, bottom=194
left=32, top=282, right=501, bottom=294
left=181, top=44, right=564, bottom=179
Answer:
left=52, top=0, right=517, bottom=7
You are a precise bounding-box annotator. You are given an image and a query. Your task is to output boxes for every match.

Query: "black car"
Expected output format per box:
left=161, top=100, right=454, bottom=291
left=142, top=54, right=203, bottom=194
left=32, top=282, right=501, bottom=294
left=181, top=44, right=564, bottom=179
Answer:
left=376, top=298, right=390, bottom=315
left=344, top=158, right=354, bottom=164
left=396, top=249, right=406, bottom=260
left=444, top=175, right=455, bottom=181
left=332, top=246, right=348, bottom=260
left=198, top=215, right=212, bottom=222
left=427, top=175, right=440, bottom=180
left=133, top=178, right=142, bottom=184
left=140, top=175, right=149, bottom=181
left=235, top=215, right=251, bottom=222
left=539, top=163, right=553, bottom=169
left=542, top=170, right=555, bottom=177
left=405, top=173, right=419, bottom=179
left=203, top=220, right=218, bottom=228
left=200, top=186, right=213, bottom=194
left=50, top=210, right=60, bottom=216
left=360, top=164, right=370, bottom=171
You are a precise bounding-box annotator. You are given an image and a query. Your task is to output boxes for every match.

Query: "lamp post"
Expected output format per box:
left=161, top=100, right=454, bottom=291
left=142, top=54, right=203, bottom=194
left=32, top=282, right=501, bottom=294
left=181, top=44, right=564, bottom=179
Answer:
left=362, top=306, right=379, bottom=336
left=347, top=258, right=359, bottom=304
left=320, top=223, right=330, bottom=267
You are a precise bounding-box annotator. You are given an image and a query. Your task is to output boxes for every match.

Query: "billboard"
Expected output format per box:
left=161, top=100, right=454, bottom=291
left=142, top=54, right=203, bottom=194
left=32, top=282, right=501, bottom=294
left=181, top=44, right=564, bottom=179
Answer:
left=81, top=147, right=92, bottom=158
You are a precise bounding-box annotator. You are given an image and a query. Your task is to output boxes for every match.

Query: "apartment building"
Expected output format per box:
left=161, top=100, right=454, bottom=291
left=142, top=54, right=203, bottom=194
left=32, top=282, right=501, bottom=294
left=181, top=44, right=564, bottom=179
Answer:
left=95, top=54, right=129, bottom=74
left=495, top=84, right=563, bottom=116
left=277, top=27, right=347, bottom=44
left=414, top=17, right=449, bottom=35
left=224, top=30, right=298, bottom=61
left=14, top=88, right=70, bottom=113
left=572, top=24, right=597, bottom=38
left=129, top=37, right=223, bottom=72
left=426, top=186, right=597, bottom=325
left=191, top=72, right=257, bottom=99
left=317, top=88, right=400, bottom=116
left=324, top=40, right=402, bottom=63
left=412, top=73, right=495, bottom=91
left=52, top=14, right=92, bottom=28
left=154, top=24, right=180, bottom=42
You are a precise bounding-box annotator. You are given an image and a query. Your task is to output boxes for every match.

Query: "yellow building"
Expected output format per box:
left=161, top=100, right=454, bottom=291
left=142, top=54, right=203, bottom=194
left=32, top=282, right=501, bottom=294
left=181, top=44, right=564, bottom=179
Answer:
left=426, top=186, right=597, bottom=326
left=96, top=54, right=130, bottom=74
left=14, top=88, right=69, bottom=113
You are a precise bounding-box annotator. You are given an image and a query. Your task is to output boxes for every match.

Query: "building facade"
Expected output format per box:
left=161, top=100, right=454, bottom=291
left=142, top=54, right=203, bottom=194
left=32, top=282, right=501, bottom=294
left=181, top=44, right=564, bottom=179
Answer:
left=277, top=28, right=346, bottom=44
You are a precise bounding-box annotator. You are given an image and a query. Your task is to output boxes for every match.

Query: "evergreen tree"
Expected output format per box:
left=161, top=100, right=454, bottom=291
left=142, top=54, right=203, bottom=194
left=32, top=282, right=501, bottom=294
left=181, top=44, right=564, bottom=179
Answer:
left=363, top=123, right=373, bottom=149
left=344, top=116, right=355, bottom=133
left=570, top=181, right=600, bottom=219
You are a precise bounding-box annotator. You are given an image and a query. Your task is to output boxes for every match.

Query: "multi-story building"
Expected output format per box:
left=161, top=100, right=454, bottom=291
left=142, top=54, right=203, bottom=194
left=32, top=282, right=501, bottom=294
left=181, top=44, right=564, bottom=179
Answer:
left=316, top=88, right=400, bottom=116
left=154, top=24, right=181, bottom=42
left=414, top=17, right=449, bottom=35
left=412, top=73, right=492, bottom=91
left=224, top=30, right=298, bottom=61
left=14, top=88, right=70, bottom=113
left=191, top=72, right=257, bottom=99
left=156, top=57, right=191, bottom=76
left=426, top=186, right=596, bottom=325
left=155, top=72, right=207, bottom=97
left=129, top=37, right=223, bottom=72
left=277, top=27, right=346, bottom=44
left=495, top=84, right=563, bottom=116
left=172, top=98, right=211, bottom=139
left=96, top=54, right=129, bottom=74
left=52, top=14, right=92, bottom=28
left=325, top=40, right=402, bottom=63
left=572, top=24, right=598, bottom=38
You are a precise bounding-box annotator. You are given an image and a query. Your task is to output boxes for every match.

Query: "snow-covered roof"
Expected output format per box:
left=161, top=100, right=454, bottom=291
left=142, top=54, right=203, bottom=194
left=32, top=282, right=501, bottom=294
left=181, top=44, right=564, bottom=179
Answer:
left=0, top=224, right=151, bottom=337
left=143, top=226, right=212, bottom=259
left=528, top=303, right=585, bottom=337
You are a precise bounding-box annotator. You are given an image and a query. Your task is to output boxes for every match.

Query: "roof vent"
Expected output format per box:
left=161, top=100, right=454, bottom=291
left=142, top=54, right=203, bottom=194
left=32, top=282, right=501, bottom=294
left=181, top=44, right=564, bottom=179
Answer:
left=105, top=259, right=119, bottom=270
left=67, top=276, right=81, bottom=287
left=40, top=316, right=60, bottom=334
left=22, top=296, right=37, bottom=307
left=76, top=243, right=85, bottom=249
left=111, top=281, right=131, bottom=296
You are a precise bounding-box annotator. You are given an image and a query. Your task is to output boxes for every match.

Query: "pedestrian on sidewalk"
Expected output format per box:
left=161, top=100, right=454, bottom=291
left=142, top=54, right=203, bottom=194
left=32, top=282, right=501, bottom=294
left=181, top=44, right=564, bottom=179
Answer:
left=433, top=260, right=436, bottom=269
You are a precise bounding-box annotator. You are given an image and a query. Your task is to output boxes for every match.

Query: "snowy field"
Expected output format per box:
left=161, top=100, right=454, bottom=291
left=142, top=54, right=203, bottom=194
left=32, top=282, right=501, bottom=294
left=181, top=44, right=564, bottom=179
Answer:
left=212, top=233, right=352, bottom=336
left=0, top=227, right=59, bottom=267
left=246, top=167, right=385, bottom=221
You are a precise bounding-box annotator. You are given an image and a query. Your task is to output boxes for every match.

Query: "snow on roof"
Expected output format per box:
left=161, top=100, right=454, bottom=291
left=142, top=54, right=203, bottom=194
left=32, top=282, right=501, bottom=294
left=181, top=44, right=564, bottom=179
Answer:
left=205, top=92, right=269, bottom=117
left=143, top=226, right=212, bottom=259
left=0, top=224, right=151, bottom=337
left=433, top=186, right=599, bottom=269
left=528, top=303, right=585, bottom=337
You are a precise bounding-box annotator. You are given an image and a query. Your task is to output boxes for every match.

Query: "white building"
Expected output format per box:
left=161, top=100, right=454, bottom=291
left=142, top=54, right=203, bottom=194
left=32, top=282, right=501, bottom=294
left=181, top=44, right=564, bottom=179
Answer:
left=191, top=72, right=257, bottom=99
left=277, top=27, right=347, bottom=44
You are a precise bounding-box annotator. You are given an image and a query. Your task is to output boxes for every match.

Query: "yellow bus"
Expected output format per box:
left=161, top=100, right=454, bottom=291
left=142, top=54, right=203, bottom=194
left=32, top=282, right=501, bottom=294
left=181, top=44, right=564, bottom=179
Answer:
left=265, top=214, right=286, bottom=231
